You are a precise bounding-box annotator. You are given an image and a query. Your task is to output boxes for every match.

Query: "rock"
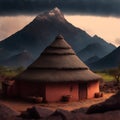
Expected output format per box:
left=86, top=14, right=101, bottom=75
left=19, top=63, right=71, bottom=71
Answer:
left=94, top=92, right=103, bottom=98
left=19, top=105, right=120, bottom=120
left=87, top=91, right=120, bottom=114
left=73, top=110, right=120, bottom=120
left=72, top=107, right=88, bottom=113
left=0, top=103, right=19, bottom=120
left=51, top=109, right=74, bottom=120
left=20, top=106, right=53, bottom=119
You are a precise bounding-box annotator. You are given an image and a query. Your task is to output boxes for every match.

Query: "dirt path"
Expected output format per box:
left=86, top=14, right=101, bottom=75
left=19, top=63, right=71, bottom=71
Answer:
left=0, top=93, right=114, bottom=112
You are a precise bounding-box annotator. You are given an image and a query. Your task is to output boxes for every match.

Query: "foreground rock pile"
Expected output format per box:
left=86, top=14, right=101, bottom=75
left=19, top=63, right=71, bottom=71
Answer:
left=87, top=91, right=120, bottom=114
left=18, top=108, right=120, bottom=120
left=0, top=91, right=120, bottom=120
left=0, top=103, right=19, bottom=120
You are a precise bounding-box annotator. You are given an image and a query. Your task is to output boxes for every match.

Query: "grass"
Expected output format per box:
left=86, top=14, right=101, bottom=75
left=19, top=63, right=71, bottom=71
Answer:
left=1, top=70, right=18, bottom=78
left=0, top=66, right=25, bottom=90
left=0, top=66, right=25, bottom=78
left=97, top=72, right=114, bottom=82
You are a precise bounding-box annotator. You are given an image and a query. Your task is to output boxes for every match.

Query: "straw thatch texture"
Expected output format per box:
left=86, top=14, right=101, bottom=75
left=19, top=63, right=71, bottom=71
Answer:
left=28, top=35, right=88, bottom=69
left=41, top=47, right=75, bottom=55
left=29, top=55, right=88, bottom=69
left=49, top=35, right=71, bottom=49
left=15, top=35, right=101, bottom=83
left=16, top=69, right=101, bottom=82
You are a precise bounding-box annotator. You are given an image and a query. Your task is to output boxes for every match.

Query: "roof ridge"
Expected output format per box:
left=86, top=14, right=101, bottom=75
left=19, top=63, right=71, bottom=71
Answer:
left=15, top=35, right=101, bottom=82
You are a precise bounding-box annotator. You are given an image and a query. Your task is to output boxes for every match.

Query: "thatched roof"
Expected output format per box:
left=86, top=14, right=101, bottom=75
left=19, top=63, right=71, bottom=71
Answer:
left=15, top=35, right=101, bottom=82
left=15, top=69, right=101, bottom=82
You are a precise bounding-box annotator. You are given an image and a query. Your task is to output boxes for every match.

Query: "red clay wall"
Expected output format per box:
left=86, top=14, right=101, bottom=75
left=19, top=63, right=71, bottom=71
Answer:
left=45, top=83, right=79, bottom=102
left=8, top=81, right=99, bottom=102
left=87, top=81, right=99, bottom=99
left=16, top=81, right=45, bottom=98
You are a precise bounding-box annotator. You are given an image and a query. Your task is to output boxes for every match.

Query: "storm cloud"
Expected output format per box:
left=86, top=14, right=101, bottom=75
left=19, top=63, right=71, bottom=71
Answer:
left=0, top=0, right=120, bottom=17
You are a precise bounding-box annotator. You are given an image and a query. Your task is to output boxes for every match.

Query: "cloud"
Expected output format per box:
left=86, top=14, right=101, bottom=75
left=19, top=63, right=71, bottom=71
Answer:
left=0, top=0, right=120, bottom=17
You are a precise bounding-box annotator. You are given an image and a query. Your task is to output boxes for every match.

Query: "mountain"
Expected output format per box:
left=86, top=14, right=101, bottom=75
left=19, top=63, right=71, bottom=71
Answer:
left=77, top=43, right=107, bottom=61
left=1, top=51, right=33, bottom=67
left=89, top=46, right=120, bottom=70
left=92, top=35, right=115, bottom=51
left=0, top=7, right=116, bottom=67
left=0, top=48, right=11, bottom=61
left=85, top=55, right=100, bottom=65
left=77, top=42, right=114, bottom=61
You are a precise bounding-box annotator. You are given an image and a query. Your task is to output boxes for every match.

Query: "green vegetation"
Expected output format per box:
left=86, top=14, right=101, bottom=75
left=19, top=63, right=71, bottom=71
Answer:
left=97, top=72, right=114, bottom=82
left=0, top=66, right=25, bottom=78
left=108, top=66, right=120, bottom=83
left=95, top=66, right=120, bottom=83
left=0, top=66, right=25, bottom=89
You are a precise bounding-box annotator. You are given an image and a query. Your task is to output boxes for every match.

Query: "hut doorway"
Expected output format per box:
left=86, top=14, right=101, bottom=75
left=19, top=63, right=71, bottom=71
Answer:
left=79, top=83, right=87, bottom=100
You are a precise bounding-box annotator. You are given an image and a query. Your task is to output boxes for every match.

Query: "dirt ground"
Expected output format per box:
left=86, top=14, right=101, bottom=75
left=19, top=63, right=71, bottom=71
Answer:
left=0, top=93, right=114, bottom=113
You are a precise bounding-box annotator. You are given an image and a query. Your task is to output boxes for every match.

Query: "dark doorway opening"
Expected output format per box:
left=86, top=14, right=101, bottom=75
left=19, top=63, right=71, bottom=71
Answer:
left=79, top=83, right=87, bottom=100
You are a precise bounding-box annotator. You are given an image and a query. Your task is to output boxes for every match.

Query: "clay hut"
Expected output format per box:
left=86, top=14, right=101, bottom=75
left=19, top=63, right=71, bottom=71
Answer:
left=10, top=35, right=102, bottom=102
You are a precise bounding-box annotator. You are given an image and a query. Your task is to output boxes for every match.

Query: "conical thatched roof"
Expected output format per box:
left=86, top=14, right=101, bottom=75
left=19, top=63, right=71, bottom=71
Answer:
left=15, top=35, right=101, bottom=82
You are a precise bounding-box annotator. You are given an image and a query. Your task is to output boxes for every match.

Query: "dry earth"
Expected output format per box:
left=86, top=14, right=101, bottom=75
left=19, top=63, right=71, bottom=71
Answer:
left=0, top=93, right=113, bottom=113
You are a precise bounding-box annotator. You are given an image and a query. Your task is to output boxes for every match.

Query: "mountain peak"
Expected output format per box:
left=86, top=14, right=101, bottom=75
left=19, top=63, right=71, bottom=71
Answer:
left=35, top=7, right=64, bottom=22
left=93, top=35, right=99, bottom=38
left=50, top=7, right=62, bottom=15
left=48, top=7, right=64, bottom=18
left=18, top=50, right=32, bottom=58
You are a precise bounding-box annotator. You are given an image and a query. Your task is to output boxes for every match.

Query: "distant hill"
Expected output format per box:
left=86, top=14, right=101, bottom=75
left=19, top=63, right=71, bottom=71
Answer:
left=77, top=35, right=115, bottom=61
left=85, top=56, right=100, bottom=65
left=77, top=42, right=114, bottom=61
left=1, top=51, right=33, bottom=67
left=89, top=46, right=120, bottom=70
left=0, top=7, right=116, bottom=67
left=92, top=35, right=115, bottom=51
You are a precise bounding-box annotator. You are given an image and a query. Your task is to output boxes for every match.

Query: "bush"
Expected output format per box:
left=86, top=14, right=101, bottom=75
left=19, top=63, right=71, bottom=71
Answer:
left=96, top=72, right=114, bottom=82
left=0, top=66, right=25, bottom=78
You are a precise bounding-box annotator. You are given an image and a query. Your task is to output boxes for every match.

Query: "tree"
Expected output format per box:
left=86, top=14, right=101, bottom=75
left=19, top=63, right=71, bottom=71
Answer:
left=109, top=67, right=120, bottom=84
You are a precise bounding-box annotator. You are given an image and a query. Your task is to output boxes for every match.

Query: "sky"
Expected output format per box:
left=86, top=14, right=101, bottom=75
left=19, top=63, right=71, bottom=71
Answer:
left=0, top=0, right=120, bottom=46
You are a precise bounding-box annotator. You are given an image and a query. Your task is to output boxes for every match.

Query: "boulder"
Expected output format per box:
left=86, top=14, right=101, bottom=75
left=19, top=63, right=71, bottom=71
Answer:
left=51, top=109, right=74, bottom=120
left=20, top=106, right=53, bottom=119
left=0, top=103, right=19, bottom=120
left=75, top=110, right=120, bottom=120
left=87, top=91, right=120, bottom=114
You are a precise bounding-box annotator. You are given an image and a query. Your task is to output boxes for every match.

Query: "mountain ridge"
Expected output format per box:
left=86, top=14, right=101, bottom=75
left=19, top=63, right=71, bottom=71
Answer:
left=89, top=46, right=120, bottom=70
left=77, top=42, right=115, bottom=61
left=0, top=7, right=116, bottom=67
left=1, top=50, right=33, bottom=67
